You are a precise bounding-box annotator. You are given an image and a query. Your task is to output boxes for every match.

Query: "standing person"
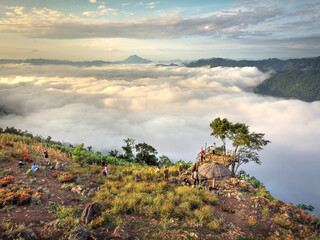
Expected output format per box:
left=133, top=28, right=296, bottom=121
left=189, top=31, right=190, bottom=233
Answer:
left=163, top=166, right=169, bottom=181
left=102, top=165, right=110, bottom=178
left=212, top=143, right=216, bottom=155
left=43, top=151, right=49, bottom=161
left=105, top=165, right=110, bottom=177
left=100, top=159, right=106, bottom=167
left=179, top=163, right=183, bottom=173
left=199, top=148, right=206, bottom=163
left=193, top=169, right=199, bottom=186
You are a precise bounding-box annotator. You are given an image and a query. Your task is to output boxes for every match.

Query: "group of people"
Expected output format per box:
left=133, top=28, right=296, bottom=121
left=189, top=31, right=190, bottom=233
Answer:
left=199, top=142, right=216, bottom=163
left=18, top=150, right=49, bottom=171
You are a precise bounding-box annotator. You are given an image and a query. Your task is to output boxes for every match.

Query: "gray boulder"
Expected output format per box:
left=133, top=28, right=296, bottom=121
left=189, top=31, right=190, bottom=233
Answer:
left=81, top=202, right=102, bottom=224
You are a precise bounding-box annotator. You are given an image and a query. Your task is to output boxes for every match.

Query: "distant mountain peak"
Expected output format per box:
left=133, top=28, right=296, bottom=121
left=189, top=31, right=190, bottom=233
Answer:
left=121, top=55, right=152, bottom=64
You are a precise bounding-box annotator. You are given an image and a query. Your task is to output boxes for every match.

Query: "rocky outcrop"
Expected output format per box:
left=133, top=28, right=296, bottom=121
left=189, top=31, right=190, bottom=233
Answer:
left=113, top=226, right=129, bottom=240
left=69, top=226, right=109, bottom=240
left=81, top=202, right=102, bottom=224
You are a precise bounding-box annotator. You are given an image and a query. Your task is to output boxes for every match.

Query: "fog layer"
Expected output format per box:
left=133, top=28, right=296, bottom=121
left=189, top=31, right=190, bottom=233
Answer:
left=0, top=63, right=319, bottom=216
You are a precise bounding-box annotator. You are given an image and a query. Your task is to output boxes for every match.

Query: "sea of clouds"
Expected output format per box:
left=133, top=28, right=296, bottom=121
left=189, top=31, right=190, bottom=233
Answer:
left=0, top=63, right=319, bottom=216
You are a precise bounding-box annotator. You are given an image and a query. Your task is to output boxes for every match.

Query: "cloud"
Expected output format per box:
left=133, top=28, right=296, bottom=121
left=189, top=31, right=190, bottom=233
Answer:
left=0, top=63, right=320, bottom=216
left=89, top=0, right=97, bottom=3
left=0, top=5, right=280, bottom=39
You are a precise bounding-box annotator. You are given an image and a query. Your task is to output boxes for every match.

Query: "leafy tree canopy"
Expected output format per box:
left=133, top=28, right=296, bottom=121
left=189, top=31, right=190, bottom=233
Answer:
left=210, top=118, right=270, bottom=176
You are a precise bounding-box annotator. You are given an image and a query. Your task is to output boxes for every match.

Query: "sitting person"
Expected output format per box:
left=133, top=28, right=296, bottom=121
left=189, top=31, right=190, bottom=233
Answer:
left=31, top=163, right=39, bottom=171
left=182, top=177, right=191, bottom=186
left=18, top=160, right=25, bottom=168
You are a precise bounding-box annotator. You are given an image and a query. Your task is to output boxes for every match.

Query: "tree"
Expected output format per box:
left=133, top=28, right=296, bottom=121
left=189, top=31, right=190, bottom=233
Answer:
left=210, top=117, right=232, bottom=154
left=72, top=143, right=87, bottom=166
left=210, top=118, right=270, bottom=176
left=159, top=155, right=172, bottom=167
left=121, top=138, right=135, bottom=162
left=135, top=142, right=158, bottom=165
left=109, top=149, right=119, bottom=157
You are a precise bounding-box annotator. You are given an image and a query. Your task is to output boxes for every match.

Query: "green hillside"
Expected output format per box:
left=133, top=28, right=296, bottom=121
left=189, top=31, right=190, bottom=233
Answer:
left=187, top=56, right=320, bottom=102
left=0, top=131, right=319, bottom=239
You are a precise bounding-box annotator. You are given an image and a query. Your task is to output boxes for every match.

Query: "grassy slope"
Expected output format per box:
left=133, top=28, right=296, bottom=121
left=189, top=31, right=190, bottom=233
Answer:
left=0, top=133, right=319, bottom=240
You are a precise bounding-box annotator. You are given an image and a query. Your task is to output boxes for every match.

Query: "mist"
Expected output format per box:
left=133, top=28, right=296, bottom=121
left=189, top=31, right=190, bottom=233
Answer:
left=0, top=63, right=319, bottom=216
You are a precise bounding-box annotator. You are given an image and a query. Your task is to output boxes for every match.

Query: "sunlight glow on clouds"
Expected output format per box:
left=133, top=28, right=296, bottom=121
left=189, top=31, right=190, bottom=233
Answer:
left=0, top=63, right=319, bottom=214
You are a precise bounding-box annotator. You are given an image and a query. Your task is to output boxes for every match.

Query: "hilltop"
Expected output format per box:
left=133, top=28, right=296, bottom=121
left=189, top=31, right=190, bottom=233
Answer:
left=0, top=133, right=319, bottom=240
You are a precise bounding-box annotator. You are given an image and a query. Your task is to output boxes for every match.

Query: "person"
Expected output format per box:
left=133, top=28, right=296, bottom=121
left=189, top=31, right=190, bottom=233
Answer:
left=178, top=163, right=183, bottom=173
left=18, top=160, right=24, bottom=168
left=163, top=166, right=169, bottom=181
left=31, top=163, right=38, bottom=172
left=155, top=167, right=160, bottom=173
left=199, top=148, right=206, bottom=163
left=100, top=159, right=106, bottom=167
left=182, top=177, right=191, bottom=186
left=135, top=173, right=141, bottom=182
left=101, top=165, right=110, bottom=177
left=209, top=178, right=216, bottom=191
left=212, top=143, right=216, bottom=155
left=193, top=169, right=199, bottom=186
left=43, top=151, right=49, bottom=160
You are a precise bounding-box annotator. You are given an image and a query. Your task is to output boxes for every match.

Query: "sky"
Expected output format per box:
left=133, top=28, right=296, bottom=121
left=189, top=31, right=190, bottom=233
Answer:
left=1, top=0, right=320, bottom=61
left=0, top=63, right=320, bottom=216
left=0, top=0, right=320, bottom=216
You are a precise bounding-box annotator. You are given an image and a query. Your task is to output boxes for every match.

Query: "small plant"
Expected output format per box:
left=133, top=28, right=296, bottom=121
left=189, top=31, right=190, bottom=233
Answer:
left=0, top=175, right=14, bottom=187
left=58, top=173, right=74, bottom=183
left=222, top=205, right=235, bottom=214
left=115, top=216, right=124, bottom=227
left=273, top=214, right=297, bottom=232
left=52, top=171, right=60, bottom=178
left=261, top=206, right=269, bottom=218
left=247, top=216, right=257, bottom=228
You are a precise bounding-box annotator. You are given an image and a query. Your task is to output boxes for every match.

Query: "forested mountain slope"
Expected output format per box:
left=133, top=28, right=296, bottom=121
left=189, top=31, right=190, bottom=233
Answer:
left=187, top=56, right=320, bottom=102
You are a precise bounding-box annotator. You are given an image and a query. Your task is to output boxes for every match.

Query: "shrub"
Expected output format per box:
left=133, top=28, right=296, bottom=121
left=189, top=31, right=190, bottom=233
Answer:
left=52, top=171, right=60, bottom=178
left=261, top=206, right=269, bottom=218
left=0, top=175, right=14, bottom=187
left=19, top=150, right=33, bottom=162
left=58, top=173, right=74, bottom=183
left=247, top=216, right=257, bottom=228
left=207, top=219, right=221, bottom=232
left=273, top=214, right=297, bottom=231
left=15, top=187, right=33, bottom=205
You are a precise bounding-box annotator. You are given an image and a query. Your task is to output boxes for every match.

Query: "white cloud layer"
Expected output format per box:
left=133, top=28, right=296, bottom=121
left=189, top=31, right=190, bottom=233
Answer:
left=0, top=64, right=319, bottom=216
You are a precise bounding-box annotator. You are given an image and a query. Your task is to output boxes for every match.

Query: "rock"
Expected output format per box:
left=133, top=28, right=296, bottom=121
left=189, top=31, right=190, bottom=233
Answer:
left=72, top=185, right=84, bottom=195
left=189, top=232, right=199, bottom=239
left=69, top=226, right=109, bottom=240
left=81, top=202, right=102, bottom=224
left=61, top=200, right=68, bottom=205
left=236, top=194, right=245, bottom=201
left=55, top=162, right=64, bottom=171
left=113, top=226, right=129, bottom=240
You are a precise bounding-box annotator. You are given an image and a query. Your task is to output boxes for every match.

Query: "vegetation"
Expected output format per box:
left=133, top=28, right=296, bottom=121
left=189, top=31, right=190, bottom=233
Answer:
left=210, top=118, right=270, bottom=176
left=187, top=56, right=320, bottom=102
left=0, top=131, right=319, bottom=240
